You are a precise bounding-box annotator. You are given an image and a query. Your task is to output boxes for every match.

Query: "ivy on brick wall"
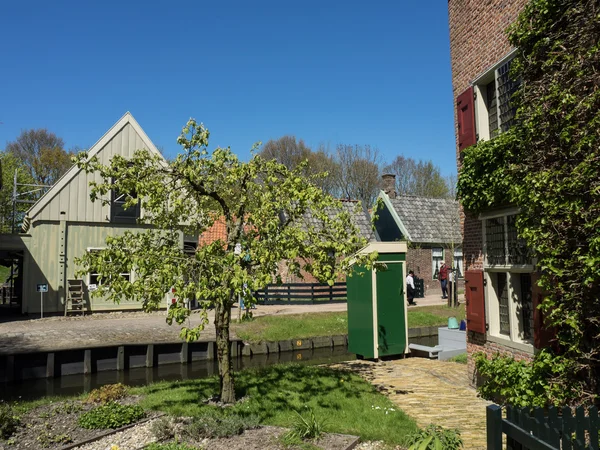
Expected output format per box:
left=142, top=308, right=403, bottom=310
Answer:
left=458, top=0, right=600, bottom=405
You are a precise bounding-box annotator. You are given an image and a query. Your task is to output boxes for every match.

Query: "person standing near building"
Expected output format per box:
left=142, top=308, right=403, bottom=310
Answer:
left=406, top=270, right=416, bottom=305
left=438, top=261, right=449, bottom=299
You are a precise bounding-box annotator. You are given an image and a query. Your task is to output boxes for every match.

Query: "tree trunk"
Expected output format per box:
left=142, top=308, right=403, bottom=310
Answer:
left=214, top=300, right=235, bottom=403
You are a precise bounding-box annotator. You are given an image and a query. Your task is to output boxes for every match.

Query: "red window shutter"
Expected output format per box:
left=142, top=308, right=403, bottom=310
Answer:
left=465, top=270, right=486, bottom=334
left=532, top=272, right=556, bottom=349
left=457, top=87, right=476, bottom=151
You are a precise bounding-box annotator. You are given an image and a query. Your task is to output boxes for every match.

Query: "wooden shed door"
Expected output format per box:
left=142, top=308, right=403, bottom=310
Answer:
left=376, top=263, right=406, bottom=356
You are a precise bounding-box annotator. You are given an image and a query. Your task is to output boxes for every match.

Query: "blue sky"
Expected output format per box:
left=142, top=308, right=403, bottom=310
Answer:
left=0, top=1, right=456, bottom=176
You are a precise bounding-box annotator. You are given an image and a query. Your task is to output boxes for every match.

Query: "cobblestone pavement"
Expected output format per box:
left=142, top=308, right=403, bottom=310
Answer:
left=331, top=358, right=490, bottom=450
left=0, top=294, right=449, bottom=355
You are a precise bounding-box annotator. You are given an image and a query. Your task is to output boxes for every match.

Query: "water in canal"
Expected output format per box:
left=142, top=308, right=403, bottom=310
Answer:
left=0, top=346, right=354, bottom=401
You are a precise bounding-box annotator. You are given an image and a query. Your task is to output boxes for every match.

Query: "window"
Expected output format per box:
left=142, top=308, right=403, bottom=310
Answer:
left=111, top=184, right=140, bottom=224
left=484, top=214, right=531, bottom=267
left=482, top=211, right=534, bottom=346
left=453, top=248, right=463, bottom=279
left=87, top=249, right=131, bottom=289
left=473, top=55, right=520, bottom=142
left=432, top=247, right=443, bottom=280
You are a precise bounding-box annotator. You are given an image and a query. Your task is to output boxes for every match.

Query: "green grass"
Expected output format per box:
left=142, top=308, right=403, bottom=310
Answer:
left=234, top=312, right=348, bottom=342
left=234, top=304, right=466, bottom=343
left=0, top=266, right=10, bottom=284
left=133, top=364, right=418, bottom=446
left=447, top=353, right=467, bottom=364
left=407, top=304, right=465, bottom=328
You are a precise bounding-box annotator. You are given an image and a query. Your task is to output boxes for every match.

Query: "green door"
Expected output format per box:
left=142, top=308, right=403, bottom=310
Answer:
left=376, top=262, right=406, bottom=357
left=347, top=265, right=374, bottom=358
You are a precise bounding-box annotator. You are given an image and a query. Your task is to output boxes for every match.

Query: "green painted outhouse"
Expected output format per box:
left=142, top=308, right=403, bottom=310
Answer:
left=347, top=242, right=409, bottom=359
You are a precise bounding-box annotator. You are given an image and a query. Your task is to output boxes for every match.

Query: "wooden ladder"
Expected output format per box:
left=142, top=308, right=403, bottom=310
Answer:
left=65, top=279, right=85, bottom=316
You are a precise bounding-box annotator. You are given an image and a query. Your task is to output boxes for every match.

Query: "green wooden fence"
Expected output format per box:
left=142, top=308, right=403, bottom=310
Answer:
left=487, top=404, right=600, bottom=450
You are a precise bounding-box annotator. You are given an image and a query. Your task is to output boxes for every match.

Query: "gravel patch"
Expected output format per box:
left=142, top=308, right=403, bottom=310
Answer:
left=74, top=418, right=159, bottom=450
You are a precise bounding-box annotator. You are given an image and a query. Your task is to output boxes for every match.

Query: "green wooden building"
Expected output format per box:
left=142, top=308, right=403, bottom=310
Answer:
left=347, top=242, right=409, bottom=359
left=0, top=113, right=196, bottom=315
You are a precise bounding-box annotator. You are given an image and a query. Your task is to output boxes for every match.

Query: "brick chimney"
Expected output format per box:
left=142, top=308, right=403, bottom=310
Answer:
left=382, top=173, right=396, bottom=199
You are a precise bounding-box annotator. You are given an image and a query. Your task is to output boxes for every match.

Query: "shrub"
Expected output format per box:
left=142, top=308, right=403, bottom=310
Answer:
left=86, top=383, right=128, bottom=404
left=184, top=409, right=259, bottom=439
left=406, top=424, right=463, bottom=450
left=78, top=402, right=145, bottom=429
left=283, top=407, right=326, bottom=442
left=150, top=417, right=175, bottom=441
left=474, top=350, right=581, bottom=407
left=37, top=429, right=72, bottom=448
left=0, top=402, right=20, bottom=439
left=447, top=353, right=467, bottom=364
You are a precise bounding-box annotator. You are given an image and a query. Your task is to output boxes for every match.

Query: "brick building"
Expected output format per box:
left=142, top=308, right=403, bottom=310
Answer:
left=374, top=174, right=463, bottom=296
left=448, top=0, right=549, bottom=381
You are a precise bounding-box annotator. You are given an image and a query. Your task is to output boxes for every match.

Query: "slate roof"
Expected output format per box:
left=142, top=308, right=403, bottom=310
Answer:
left=387, top=194, right=461, bottom=244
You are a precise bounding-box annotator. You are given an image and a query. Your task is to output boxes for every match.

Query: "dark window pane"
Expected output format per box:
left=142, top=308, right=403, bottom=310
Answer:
left=111, top=188, right=140, bottom=224
left=497, top=273, right=510, bottom=336
left=497, top=59, right=520, bottom=132
left=506, top=215, right=532, bottom=265
left=486, top=218, right=506, bottom=265
left=520, top=273, right=533, bottom=340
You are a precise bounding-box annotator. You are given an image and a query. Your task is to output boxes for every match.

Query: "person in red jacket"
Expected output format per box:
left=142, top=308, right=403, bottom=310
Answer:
left=438, top=261, right=449, bottom=299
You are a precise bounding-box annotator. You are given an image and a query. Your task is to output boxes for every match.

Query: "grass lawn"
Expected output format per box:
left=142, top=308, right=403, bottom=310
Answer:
left=235, top=304, right=466, bottom=342
left=134, top=364, right=418, bottom=445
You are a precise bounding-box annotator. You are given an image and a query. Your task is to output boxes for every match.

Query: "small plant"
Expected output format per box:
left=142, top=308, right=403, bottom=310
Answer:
left=37, top=430, right=72, bottom=448
left=184, top=409, right=259, bottom=439
left=406, top=424, right=463, bottom=450
left=447, top=353, right=467, bottom=364
left=283, top=407, right=326, bottom=442
left=86, top=383, right=128, bottom=404
left=78, top=401, right=145, bottom=429
left=150, top=417, right=175, bottom=441
left=0, top=402, right=20, bottom=439
left=55, top=401, right=83, bottom=415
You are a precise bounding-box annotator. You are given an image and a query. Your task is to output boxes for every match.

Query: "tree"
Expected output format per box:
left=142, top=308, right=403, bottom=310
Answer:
left=334, top=144, right=381, bottom=206
left=0, top=151, right=35, bottom=232
left=5, top=129, right=73, bottom=185
left=457, top=0, right=600, bottom=405
left=75, top=120, right=375, bottom=403
left=383, top=156, right=450, bottom=198
left=260, top=136, right=339, bottom=196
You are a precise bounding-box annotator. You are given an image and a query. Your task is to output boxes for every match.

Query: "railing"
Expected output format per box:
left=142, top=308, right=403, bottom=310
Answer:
left=254, top=282, right=347, bottom=304
left=487, top=404, right=600, bottom=450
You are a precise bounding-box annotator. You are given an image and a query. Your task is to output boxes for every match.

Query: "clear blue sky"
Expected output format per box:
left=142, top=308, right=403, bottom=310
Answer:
left=0, top=1, right=456, bottom=176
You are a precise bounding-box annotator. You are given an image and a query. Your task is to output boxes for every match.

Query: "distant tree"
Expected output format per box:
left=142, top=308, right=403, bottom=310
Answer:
left=260, top=136, right=339, bottom=196
left=384, top=156, right=450, bottom=198
left=5, top=129, right=73, bottom=185
left=0, top=151, right=36, bottom=232
left=334, top=144, right=381, bottom=207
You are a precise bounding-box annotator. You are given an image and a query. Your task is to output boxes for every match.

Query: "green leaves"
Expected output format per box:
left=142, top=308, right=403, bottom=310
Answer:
left=457, top=0, right=600, bottom=404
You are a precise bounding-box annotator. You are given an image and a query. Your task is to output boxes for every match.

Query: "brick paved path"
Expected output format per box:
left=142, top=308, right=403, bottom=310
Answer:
left=332, top=358, right=491, bottom=450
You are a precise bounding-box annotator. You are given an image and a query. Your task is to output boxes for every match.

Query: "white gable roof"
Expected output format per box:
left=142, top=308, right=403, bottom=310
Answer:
left=26, top=112, right=165, bottom=224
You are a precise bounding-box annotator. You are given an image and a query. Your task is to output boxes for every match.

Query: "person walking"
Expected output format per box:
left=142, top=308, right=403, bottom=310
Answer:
left=406, top=270, right=416, bottom=305
left=438, top=261, right=449, bottom=299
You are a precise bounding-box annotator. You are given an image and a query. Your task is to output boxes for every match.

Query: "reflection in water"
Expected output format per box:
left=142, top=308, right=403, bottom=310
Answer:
left=0, top=346, right=353, bottom=401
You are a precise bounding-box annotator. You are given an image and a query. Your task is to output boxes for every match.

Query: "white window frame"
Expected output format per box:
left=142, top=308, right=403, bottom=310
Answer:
left=86, top=247, right=133, bottom=287
left=480, top=210, right=534, bottom=350
left=453, top=247, right=463, bottom=279
left=472, top=49, right=519, bottom=142
left=432, top=247, right=443, bottom=280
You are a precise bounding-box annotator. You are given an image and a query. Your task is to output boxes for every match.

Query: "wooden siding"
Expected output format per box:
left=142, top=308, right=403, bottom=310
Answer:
left=23, top=222, right=175, bottom=314
left=32, top=123, right=148, bottom=224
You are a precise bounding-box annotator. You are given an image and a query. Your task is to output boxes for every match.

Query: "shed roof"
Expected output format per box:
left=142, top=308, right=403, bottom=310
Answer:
left=384, top=193, right=461, bottom=244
